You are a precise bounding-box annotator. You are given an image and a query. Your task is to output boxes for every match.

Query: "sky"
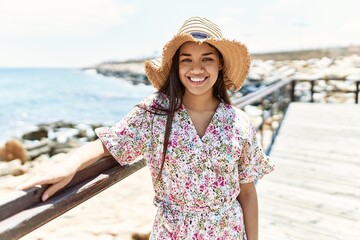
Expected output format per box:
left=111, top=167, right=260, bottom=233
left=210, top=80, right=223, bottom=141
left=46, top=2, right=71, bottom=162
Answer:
left=0, top=0, right=359, bottom=67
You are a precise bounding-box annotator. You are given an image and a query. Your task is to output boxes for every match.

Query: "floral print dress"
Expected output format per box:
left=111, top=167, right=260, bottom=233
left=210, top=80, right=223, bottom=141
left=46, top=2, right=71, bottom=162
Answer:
left=95, top=93, right=274, bottom=240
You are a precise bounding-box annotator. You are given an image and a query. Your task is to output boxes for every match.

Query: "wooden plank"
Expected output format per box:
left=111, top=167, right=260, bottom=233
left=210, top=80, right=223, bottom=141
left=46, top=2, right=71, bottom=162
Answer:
left=257, top=103, right=360, bottom=239
left=0, top=158, right=146, bottom=240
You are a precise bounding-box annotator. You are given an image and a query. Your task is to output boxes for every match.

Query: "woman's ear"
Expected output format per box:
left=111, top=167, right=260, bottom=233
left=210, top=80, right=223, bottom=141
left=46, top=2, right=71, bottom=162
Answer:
left=219, top=59, right=224, bottom=70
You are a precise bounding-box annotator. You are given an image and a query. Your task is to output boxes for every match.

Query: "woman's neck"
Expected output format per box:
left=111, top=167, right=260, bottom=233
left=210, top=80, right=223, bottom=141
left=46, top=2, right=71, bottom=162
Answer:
left=182, top=92, right=219, bottom=112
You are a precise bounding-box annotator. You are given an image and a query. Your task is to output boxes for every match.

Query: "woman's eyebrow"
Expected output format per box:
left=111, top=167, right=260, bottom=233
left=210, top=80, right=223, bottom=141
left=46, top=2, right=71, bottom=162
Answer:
left=202, top=52, right=215, bottom=56
left=179, top=53, right=192, bottom=57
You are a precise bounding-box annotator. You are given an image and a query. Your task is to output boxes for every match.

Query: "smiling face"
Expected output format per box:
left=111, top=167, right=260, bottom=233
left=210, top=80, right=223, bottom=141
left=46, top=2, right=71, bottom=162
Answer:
left=178, top=41, right=222, bottom=100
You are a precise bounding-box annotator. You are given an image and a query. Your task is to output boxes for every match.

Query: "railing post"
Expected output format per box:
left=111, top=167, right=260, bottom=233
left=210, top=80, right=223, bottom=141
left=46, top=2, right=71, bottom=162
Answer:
left=291, top=80, right=296, bottom=102
left=260, top=98, right=265, bottom=147
left=310, top=80, right=315, bottom=103
left=356, top=80, right=359, bottom=104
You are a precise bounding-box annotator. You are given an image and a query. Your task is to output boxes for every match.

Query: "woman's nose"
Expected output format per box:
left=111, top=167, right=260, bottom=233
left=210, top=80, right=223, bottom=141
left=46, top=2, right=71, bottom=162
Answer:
left=190, top=62, right=204, bottom=74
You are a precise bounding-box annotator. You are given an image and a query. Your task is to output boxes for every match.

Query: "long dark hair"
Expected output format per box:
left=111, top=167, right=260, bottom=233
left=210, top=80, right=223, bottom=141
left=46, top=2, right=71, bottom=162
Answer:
left=143, top=45, right=231, bottom=182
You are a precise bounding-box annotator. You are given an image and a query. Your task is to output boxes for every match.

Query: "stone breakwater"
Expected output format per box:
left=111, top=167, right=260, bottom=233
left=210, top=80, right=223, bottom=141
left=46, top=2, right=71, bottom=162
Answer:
left=88, top=61, right=150, bottom=86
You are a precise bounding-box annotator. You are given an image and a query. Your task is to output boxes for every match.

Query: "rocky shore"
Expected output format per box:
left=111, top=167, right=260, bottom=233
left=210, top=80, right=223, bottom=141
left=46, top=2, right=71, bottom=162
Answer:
left=0, top=122, right=103, bottom=194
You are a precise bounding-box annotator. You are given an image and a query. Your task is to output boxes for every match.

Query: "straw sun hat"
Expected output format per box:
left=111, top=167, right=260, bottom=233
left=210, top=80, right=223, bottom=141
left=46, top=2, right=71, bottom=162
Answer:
left=144, top=16, right=251, bottom=92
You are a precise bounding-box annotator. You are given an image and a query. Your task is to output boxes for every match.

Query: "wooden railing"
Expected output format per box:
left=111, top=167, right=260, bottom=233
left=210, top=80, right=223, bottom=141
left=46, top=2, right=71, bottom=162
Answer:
left=291, top=78, right=359, bottom=103
left=233, top=78, right=360, bottom=154
left=1, top=77, right=359, bottom=239
left=233, top=78, right=294, bottom=154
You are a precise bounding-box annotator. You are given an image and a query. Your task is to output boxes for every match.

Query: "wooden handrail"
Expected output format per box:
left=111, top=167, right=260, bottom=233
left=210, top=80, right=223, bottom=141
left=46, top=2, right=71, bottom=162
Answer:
left=234, top=78, right=360, bottom=107
left=233, top=78, right=294, bottom=109
left=0, top=157, right=146, bottom=240
left=292, top=78, right=360, bottom=103
left=232, top=78, right=295, bottom=154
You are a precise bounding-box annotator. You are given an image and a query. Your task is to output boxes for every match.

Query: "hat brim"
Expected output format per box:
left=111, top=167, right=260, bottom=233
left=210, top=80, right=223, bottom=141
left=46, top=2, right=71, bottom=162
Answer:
left=145, top=34, right=251, bottom=92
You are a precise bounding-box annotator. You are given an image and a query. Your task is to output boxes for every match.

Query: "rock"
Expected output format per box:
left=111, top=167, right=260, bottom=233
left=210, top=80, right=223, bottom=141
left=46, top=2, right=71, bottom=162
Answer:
left=0, top=159, right=27, bottom=177
left=278, top=67, right=296, bottom=78
left=346, top=72, right=360, bottom=81
left=326, top=93, right=355, bottom=104
left=292, top=72, right=323, bottom=81
left=75, top=123, right=96, bottom=140
left=263, top=75, right=281, bottom=85
left=315, top=57, right=333, bottom=68
left=0, top=139, right=29, bottom=164
left=24, top=139, right=51, bottom=160
left=244, top=105, right=263, bottom=117
left=53, top=128, right=80, bottom=143
left=22, top=127, right=48, bottom=140
left=92, top=62, right=151, bottom=86
left=132, top=233, right=150, bottom=240
left=271, top=121, right=280, bottom=130
left=313, top=92, right=327, bottom=103
left=247, top=72, right=262, bottom=81
left=329, top=80, right=356, bottom=91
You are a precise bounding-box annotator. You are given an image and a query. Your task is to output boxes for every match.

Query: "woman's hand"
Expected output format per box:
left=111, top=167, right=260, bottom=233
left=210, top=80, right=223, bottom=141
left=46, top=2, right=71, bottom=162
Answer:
left=18, top=139, right=110, bottom=202
left=18, top=158, right=79, bottom=201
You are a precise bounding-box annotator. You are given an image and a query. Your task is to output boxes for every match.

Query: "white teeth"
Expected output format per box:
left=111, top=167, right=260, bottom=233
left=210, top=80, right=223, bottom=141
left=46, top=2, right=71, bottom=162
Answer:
left=190, top=77, right=205, bottom=82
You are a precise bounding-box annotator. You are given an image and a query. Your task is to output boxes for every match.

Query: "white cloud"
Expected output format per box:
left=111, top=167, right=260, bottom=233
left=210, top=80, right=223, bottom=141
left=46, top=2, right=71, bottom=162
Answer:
left=0, top=0, right=136, bottom=36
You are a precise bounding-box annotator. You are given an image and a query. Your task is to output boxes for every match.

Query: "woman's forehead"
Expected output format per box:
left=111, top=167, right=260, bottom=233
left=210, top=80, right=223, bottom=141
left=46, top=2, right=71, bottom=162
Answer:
left=179, top=41, right=217, bottom=55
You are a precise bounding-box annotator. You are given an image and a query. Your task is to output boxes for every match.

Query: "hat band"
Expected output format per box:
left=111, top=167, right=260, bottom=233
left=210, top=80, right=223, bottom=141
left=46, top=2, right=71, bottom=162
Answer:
left=190, top=32, right=210, bottom=40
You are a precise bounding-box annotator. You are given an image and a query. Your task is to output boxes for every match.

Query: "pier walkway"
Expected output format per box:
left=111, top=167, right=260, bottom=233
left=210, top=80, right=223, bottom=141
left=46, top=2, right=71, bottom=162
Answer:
left=257, top=103, right=360, bottom=239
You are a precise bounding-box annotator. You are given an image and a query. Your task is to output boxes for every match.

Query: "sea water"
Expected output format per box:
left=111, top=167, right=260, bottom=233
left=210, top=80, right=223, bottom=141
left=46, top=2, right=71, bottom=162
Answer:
left=0, top=68, right=155, bottom=143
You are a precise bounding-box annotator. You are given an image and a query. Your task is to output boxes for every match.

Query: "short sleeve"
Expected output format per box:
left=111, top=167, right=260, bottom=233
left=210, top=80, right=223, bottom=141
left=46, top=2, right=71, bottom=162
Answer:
left=239, top=124, right=275, bottom=184
left=95, top=106, right=151, bottom=165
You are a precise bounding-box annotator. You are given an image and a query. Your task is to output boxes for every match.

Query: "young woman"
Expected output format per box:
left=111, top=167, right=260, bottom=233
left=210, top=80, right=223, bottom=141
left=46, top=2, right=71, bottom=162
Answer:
left=20, top=17, right=274, bottom=240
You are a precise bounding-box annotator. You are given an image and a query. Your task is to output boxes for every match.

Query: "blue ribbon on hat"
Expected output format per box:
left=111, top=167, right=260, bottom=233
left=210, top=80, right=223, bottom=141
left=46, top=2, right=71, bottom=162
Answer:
left=191, top=32, right=209, bottom=39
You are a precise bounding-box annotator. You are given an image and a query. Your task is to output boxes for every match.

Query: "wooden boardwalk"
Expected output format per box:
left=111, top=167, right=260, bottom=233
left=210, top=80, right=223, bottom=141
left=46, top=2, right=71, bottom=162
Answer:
left=257, top=103, right=360, bottom=239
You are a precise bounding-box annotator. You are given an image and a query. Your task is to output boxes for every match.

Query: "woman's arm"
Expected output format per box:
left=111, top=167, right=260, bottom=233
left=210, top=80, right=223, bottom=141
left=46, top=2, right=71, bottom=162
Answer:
left=237, top=181, right=258, bottom=240
left=18, top=139, right=110, bottom=201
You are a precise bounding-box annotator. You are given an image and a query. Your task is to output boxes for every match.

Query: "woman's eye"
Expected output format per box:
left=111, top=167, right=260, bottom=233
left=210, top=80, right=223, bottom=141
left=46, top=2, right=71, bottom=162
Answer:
left=203, top=58, right=213, bottom=62
left=180, top=58, right=191, bottom=62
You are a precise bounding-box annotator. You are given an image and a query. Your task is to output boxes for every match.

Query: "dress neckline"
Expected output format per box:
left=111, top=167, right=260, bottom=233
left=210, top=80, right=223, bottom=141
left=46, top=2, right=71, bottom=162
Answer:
left=180, top=102, right=223, bottom=142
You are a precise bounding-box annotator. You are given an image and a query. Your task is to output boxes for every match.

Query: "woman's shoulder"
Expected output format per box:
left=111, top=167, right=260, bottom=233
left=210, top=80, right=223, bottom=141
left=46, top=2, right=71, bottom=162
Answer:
left=223, top=103, right=252, bottom=125
left=138, top=93, right=169, bottom=111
